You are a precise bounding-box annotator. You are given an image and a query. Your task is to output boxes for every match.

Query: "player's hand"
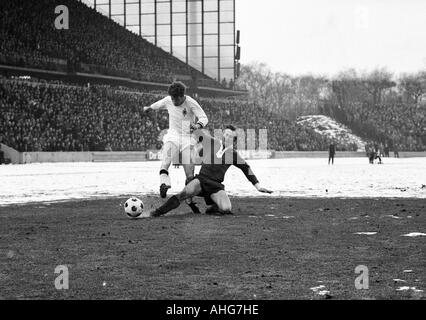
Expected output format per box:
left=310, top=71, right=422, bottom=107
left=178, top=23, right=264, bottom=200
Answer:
left=258, top=187, right=273, bottom=194
left=143, top=106, right=151, bottom=113
left=190, top=123, right=202, bottom=133
left=255, top=184, right=273, bottom=194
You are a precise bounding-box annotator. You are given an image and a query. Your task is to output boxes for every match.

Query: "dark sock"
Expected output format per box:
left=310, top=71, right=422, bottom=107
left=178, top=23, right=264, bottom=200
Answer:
left=205, top=205, right=233, bottom=216
left=205, top=204, right=220, bottom=215
left=159, top=169, right=169, bottom=176
left=187, top=201, right=201, bottom=214
left=153, top=195, right=180, bottom=217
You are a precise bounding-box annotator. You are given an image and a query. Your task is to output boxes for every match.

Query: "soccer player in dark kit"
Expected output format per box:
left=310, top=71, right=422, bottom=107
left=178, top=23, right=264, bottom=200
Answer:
left=141, top=125, right=272, bottom=217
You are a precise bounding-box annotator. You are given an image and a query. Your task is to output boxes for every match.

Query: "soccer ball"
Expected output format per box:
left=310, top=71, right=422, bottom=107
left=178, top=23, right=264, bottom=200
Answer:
left=124, top=197, right=144, bottom=218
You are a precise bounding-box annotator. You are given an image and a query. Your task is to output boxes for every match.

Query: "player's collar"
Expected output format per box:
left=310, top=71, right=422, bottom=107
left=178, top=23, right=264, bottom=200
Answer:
left=179, top=96, right=187, bottom=106
left=216, top=141, right=232, bottom=158
left=173, top=95, right=186, bottom=107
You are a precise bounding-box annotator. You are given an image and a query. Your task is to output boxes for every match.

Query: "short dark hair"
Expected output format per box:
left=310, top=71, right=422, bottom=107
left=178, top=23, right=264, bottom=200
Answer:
left=225, top=124, right=237, bottom=131
left=168, top=81, right=186, bottom=98
left=225, top=124, right=238, bottom=142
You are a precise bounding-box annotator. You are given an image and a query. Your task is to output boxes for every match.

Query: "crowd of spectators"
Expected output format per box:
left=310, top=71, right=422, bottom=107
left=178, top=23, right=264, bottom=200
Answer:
left=320, top=101, right=426, bottom=151
left=0, top=79, right=160, bottom=151
left=0, top=78, right=329, bottom=152
left=198, top=97, right=329, bottom=151
left=0, top=0, right=221, bottom=87
left=363, top=103, right=425, bottom=151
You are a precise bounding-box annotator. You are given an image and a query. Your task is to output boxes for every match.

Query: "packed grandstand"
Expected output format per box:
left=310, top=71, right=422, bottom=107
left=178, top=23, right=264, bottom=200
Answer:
left=0, top=0, right=218, bottom=86
left=0, top=78, right=330, bottom=152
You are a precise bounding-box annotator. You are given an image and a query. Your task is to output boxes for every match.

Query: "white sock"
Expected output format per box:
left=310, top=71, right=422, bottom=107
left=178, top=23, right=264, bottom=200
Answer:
left=160, top=173, right=171, bottom=187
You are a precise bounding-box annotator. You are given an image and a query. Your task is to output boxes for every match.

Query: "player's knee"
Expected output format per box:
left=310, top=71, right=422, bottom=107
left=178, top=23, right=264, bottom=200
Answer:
left=179, top=184, right=195, bottom=200
left=177, top=190, right=188, bottom=201
left=185, top=176, right=195, bottom=185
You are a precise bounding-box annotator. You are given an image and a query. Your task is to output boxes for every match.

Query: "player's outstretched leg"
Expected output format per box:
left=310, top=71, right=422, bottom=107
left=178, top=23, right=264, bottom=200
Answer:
left=150, top=179, right=202, bottom=217
left=159, top=142, right=177, bottom=198
left=185, top=177, right=201, bottom=214
left=159, top=169, right=171, bottom=198
left=208, top=190, right=233, bottom=215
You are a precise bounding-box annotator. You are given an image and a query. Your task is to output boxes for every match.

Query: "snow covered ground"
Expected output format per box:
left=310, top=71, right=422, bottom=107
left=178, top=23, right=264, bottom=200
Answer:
left=0, top=157, right=425, bottom=206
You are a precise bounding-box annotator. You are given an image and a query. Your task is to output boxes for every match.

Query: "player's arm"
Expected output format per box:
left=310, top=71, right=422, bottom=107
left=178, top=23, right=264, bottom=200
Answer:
left=253, top=182, right=273, bottom=193
left=234, top=152, right=272, bottom=194
left=193, top=129, right=227, bottom=166
left=143, top=97, right=167, bottom=112
left=189, top=99, right=208, bottom=132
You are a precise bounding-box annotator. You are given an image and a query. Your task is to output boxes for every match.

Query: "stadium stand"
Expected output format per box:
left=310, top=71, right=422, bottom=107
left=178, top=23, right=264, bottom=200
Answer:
left=0, top=0, right=222, bottom=87
left=0, top=78, right=330, bottom=152
left=319, top=101, right=426, bottom=152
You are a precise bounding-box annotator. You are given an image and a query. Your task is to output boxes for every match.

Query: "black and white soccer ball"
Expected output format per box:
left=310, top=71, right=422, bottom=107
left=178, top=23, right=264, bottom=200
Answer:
left=124, top=197, right=144, bottom=218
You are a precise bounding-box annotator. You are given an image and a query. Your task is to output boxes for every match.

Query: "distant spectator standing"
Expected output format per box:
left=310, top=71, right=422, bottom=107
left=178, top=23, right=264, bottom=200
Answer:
left=0, top=145, right=4, bottom=164
left=393, top=144, right=399, bottom=158
left=379, top=143, right=385, bottom=157
left=328, top=142, right=336, bottom=165
left=384, top=144, right=390, bottom=157
left=104, top=143, right=113, bottom=151
left=365, top=143, right=370, bottom=157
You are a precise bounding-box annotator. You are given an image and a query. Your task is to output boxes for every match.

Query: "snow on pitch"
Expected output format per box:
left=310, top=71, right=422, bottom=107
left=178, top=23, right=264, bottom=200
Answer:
left=0, top=157, right=425, bottom=205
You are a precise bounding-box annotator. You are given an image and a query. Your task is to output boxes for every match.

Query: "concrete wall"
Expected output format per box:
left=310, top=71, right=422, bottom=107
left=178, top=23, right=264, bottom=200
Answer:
left=274, top=151, right=426, bottom=158
left=274, top=151, right=365, bottom=158
left=17, top=151, right=147, bottom=164
left=398, top=152, right=426, bottom=158
left=238, top=150, right=274, bottom=159
left=21, top=152, right=92, bottom=164
left=0, top=143, right=21, bottom=164
left=92, top=152, right=146, bottom=162
left=3, top=149, right=425, bottom=164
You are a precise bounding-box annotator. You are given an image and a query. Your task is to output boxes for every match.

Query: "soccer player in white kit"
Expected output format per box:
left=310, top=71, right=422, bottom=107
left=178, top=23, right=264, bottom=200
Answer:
left=143, top=82, right=208, bottom=213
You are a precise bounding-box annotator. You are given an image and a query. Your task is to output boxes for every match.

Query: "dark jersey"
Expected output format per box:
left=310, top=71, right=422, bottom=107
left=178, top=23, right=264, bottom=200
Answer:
left=195, top=131, right=259, bottom=186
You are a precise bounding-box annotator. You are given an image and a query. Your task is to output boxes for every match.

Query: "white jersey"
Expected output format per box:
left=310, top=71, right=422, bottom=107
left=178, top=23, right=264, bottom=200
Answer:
left=150, top=95, right=208, bottom=137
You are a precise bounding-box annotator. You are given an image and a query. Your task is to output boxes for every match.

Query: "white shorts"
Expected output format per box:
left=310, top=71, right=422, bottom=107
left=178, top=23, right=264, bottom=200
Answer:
left=162, top=132, right=196, bottom=165
left=163, top=132, right=196, bottom=152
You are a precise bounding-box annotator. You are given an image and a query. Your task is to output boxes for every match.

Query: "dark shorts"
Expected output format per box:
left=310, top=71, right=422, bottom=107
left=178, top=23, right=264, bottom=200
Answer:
left=194, top=174, right=224, bottom=205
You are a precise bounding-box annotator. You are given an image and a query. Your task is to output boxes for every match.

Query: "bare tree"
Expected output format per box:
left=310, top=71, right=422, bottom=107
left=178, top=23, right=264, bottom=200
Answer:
left=360, top=68, right=395, bottom=105
left=398, top=71, right=426, bottom=104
